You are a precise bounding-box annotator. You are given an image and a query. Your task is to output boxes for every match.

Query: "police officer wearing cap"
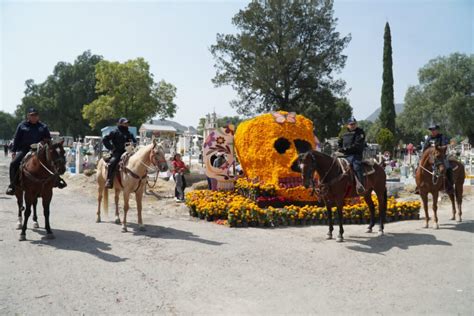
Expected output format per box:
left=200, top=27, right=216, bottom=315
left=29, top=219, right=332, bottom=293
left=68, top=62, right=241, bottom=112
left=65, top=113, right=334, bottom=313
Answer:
left=102, top=117, right=137, bottom=188
left=6, top=107, right=67, bottom=195
left=338, top=117, right=367, bottom=193
left=422, top=124, right=453, bottom=193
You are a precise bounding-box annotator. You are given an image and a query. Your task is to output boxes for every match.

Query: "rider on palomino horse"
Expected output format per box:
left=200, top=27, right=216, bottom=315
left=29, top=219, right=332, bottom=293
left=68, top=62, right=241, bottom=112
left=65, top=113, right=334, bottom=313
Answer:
left=6, top=107, right=67, bottom=196
left=337, top=117, right=366, bottom=194
left=102, top=117, right=137, bottom=189
left=422, top=124, right=453, bottom=193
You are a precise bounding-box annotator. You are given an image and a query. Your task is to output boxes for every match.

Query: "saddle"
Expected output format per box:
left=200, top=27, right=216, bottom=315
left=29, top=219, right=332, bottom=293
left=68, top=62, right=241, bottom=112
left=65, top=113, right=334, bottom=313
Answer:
left=336, top=157, right=376, bottom=177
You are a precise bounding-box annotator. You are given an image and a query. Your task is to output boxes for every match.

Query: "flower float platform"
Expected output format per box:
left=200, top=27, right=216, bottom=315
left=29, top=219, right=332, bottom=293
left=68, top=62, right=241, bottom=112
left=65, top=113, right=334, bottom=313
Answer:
left=185, top=186, right=421, bottom=228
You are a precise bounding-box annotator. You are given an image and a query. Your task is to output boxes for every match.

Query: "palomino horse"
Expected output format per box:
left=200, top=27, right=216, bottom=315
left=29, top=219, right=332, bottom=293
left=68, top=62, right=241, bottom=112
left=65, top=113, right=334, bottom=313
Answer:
left=15, top=140, right=67, bottom=241
left=416, top=145, right=464, bottom=228
left=96, top=140, right=168, bottom=232
left=299, top=150, right=387, bottom=242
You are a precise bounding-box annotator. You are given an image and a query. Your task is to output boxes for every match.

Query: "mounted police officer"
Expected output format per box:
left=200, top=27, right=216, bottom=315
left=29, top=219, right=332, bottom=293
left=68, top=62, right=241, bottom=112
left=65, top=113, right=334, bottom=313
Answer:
left=102, top=117, right=137, bottom=189
left=337, top=117, right=366, bottom=194
left=423, top=124, right=453, bottom=193
left=6, top=107, right=67, bottom=195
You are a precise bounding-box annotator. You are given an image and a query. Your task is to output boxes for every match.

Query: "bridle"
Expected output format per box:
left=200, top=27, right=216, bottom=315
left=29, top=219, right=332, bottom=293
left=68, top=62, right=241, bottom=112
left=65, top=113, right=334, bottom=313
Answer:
left=22, top=142, right=65, bottom=188
left=419, top=148, right=445, bottom=185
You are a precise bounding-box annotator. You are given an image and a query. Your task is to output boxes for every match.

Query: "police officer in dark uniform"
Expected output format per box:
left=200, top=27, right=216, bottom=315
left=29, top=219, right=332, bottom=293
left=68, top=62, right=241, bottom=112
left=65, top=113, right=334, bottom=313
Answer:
left=338, top=117, right=367, bottom=194
left=423, top=124, right=453, bottom=193
left=6, top=107, right=66, bottom=195
left=102, top=117, right=137, bottom=188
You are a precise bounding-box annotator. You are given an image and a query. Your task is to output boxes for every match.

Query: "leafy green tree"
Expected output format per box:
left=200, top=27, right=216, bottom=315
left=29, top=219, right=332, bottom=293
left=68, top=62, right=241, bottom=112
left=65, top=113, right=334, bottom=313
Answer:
left=398, top=53, right=474, bottom=145
left=376, top=128, right=395, bottom=153
left=0, top=111, right=19, bottom=140
left=211, top=0, right=351, bottom=138
left=82, top=58, right=177, bottom=128
left=379, top=22, right=396, bottom=134
left=16, top=51, right=103, bottom=137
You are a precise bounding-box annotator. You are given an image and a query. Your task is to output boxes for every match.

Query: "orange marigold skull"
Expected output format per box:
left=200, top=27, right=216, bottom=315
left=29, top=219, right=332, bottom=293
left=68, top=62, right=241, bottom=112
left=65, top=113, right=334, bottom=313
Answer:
left=234, top=111, right=316, bottom=186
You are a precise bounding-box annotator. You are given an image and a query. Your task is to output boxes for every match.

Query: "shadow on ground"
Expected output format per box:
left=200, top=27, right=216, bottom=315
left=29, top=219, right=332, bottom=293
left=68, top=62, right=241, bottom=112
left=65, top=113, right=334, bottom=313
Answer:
left=440, top=220, right=473, bottom=233
left=30, top=228, right=128, bottom=262
left=127, top=222, right=224, bottom=246
left=345, top=232, right=452, bottom=254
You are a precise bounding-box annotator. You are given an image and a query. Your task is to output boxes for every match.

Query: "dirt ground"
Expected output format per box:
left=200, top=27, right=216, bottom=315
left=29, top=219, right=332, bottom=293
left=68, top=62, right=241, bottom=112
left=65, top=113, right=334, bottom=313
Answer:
left=0, top=154, right=472, bottom=315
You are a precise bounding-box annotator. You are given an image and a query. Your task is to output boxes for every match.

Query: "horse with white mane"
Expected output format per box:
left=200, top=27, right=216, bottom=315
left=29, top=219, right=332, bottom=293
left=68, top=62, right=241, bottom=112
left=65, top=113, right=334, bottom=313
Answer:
left=96, top=140, right=168, bottom=232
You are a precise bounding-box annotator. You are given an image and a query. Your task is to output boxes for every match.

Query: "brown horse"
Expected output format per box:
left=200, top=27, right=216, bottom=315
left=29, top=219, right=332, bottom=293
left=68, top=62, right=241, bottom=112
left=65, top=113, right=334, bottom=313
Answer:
left=416, top=146, right=464, bottom=228
left=96, top=140, right=168, bottom=232
left=15, top=140, right=67, bottom=241
left=299, top=150, right=387, bottom=242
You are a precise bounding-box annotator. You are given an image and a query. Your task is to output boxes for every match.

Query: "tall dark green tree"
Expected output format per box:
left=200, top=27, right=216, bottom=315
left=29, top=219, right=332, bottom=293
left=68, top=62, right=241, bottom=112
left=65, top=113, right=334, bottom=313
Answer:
left=0, top=111, right=19, bottom=140
left=379, top=22, right=396, bottom=134
left=211, top=0, right=352, bottom=140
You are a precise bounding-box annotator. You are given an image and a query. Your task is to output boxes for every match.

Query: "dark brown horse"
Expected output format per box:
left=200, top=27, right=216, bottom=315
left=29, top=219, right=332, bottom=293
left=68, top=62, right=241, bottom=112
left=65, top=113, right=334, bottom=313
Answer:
left=416, top=146, right=464, bottom=228
left=15, top=140, right=66, bottom=241
left=299, top=150, right=387, bottom=242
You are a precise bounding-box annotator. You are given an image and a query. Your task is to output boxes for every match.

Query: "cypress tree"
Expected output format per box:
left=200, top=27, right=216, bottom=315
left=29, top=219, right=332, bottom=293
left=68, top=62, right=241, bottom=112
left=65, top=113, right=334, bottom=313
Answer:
left=379, top=22, right=396, bottom=134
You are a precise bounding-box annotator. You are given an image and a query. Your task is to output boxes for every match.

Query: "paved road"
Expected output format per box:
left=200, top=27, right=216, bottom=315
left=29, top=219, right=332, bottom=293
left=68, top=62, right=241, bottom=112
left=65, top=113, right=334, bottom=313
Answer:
left=0, top=154, right=472, bottom=315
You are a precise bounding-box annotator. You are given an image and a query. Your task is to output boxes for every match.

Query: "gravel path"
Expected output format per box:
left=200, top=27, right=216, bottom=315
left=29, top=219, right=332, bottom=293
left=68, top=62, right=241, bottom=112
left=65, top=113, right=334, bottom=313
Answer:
left=0, top=154, right=472, bottom=315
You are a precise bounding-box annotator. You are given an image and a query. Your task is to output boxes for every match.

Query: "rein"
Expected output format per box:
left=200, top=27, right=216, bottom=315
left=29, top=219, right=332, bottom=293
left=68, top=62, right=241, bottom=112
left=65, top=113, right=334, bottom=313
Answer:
left=308, top=153, right=347, bottom=197
left=121, top=146, right=166, bottom=192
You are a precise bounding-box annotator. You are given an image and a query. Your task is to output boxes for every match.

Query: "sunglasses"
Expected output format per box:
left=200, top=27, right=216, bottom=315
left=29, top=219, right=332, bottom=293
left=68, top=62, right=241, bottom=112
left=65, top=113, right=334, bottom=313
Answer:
left=29, top=113, right=39, bottom=116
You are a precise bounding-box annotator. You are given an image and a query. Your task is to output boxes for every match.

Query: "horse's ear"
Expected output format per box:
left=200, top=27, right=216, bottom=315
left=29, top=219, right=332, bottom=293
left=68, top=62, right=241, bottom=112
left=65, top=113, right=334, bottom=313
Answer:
left=152, top=138, right=157, bottom=148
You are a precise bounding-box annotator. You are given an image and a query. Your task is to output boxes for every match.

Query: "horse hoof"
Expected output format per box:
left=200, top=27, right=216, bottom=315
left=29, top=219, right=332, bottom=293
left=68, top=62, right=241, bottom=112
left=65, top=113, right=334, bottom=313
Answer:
left=423, top=223, right=429, bottom=229
left=115, top=218, right=121, bottom=225
left=450, top=217, right=455, bottom=221
left=336, top=236, right=344, bottom=242
left=121, top=227, right=127, bottom=233
left=15, top=223, right=22, bottom=230
left=366, top=228, right=373, bottom=233
left=139, top=225, right=146, bottom=231
left=378, top=231, right=384, bottom=236
left=434, top=223, right=439, bottom=230
left=46, top=233, right=55, bottom=240
left=96, top=218, right=101, bottom=223
left=326, top=234, right=333, bottom=240
left=33, top=222, right=39, bottom=229
left=19, top=235, right=26, bottom=241
left=457, top=218, right=462, bottom=223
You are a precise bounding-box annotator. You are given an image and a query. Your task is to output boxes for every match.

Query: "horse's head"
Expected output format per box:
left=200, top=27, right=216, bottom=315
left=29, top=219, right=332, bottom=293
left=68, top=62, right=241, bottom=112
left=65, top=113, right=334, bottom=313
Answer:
left=151, top=139, right=168, bottom=172
left=431, top=145, right=447, bottom=175
left=299, top=151, right=316, bottom=189
left=46, top=140, right=67, bottom=175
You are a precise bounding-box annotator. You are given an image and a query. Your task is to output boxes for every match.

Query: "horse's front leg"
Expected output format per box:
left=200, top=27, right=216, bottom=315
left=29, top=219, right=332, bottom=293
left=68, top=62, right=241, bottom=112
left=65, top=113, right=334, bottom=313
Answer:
left=136, top=184, right=145, bottom=231
left=114, top=188, right=121, bottom=224
left=121, top=191, right=130, bottom=232
left=32, top=197, right=39, bottom=229
left=325, top=203, right=334, bottom=240
left=364, top=191, right=376, bottom=233
left=448, top=192, right=456, bottom=220
left=336, top=201, right=344, bottom=242
left=42, top=190, right=54, bottom=239
left=15, top=191, right=24, bottom=230
left=456, top=185, right=463, bottom=222
left=421, top=191, right=429, bottom=228
left=20, top=197, right=33, bottom=241
left=432, top=191, right=439, bottom=229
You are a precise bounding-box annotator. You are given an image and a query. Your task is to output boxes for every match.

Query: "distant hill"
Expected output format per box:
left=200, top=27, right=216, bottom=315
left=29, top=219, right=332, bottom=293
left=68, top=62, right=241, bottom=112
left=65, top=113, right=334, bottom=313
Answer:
left=365, top=103, right=405, bottom=122
left=149, top=119, right=197, bottom=134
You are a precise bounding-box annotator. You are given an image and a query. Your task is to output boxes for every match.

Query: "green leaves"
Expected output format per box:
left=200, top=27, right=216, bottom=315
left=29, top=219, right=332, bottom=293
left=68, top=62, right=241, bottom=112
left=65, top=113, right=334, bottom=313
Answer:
left=399, top=53, right=474, bottom=144
left=211, top=0, right=351, bottom=138
left=82, top=58, right=177, bottom=128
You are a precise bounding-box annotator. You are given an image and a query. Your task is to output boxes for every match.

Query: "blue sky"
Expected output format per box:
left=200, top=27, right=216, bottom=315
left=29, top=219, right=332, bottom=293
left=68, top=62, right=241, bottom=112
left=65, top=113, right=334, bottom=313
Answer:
left=1, top=0, right=472, bottom=128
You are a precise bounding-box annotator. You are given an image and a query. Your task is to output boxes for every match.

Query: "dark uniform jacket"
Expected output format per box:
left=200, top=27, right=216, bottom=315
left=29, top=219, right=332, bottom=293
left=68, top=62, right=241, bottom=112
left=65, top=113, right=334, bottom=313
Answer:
left=338, top=127, right=366, bottom=157
left=12, top=121, right=51, bottom=152
left=423, top=133, right=449, bottom=151
left=102, top=127, right=137, bottom=154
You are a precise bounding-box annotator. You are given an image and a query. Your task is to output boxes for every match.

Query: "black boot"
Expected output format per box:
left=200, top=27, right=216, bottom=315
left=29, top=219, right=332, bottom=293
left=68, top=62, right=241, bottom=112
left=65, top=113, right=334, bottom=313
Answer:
left=55, top=176, right=67, bottom=189
left=355, top=170, right=365, bottom=194
left=105, top=178, right=113, bottom=189
left=5, top=184, right=15, bottom=195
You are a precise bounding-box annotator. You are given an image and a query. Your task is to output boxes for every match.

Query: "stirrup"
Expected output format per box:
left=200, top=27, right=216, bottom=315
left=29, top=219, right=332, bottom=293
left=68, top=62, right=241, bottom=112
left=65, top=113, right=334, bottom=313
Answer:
left=105, top=179, right=113, bottom=189
left=57, top=178, right=67, bottom=189
left=6, top=185, right=15, bottom=196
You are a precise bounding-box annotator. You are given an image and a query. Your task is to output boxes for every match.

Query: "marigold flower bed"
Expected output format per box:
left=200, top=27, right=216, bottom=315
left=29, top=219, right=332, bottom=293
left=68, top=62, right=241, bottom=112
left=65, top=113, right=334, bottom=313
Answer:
left=185, top=190, right=421, bottom=228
